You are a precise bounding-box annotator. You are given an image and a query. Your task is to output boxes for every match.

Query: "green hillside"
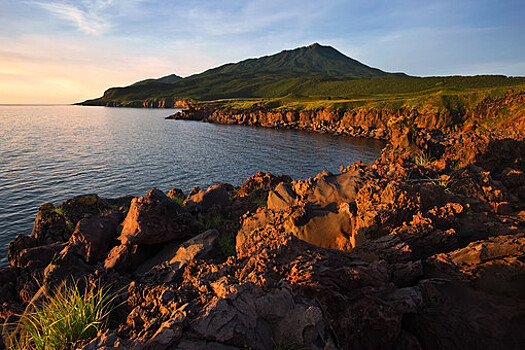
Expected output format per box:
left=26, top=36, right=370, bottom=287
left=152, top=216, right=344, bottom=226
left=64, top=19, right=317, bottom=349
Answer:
left=80, top=44, right=525, bottom=107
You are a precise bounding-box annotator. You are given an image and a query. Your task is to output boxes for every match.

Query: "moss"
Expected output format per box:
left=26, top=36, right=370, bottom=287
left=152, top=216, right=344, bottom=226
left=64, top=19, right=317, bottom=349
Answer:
left=75, top=194, right=99, bottom=206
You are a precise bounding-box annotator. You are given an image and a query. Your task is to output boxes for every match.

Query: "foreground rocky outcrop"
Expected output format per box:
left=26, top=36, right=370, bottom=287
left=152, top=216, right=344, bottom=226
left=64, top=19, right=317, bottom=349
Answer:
left=1, top=121, right=525, bottom=349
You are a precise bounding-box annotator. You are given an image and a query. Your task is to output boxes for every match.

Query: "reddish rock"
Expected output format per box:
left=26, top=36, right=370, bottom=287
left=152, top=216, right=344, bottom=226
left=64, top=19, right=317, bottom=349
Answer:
left=119, top=188, right=193, bottom=245
left=184, top=184, right=232, bottom=212
left=426, top=233, right=525, bottom=297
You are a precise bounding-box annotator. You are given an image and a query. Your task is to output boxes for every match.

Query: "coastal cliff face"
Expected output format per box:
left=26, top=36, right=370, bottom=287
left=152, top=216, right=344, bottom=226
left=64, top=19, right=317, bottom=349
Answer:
left=104, top=99, right=193, bottom=109
left=169, top=90, right=525, bottom=140
left=1, top=96, right=525, bottom=349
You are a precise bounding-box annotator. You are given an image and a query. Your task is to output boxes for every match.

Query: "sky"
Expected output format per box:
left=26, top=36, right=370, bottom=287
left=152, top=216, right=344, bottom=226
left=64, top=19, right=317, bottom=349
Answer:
left=0, top=0, right=524, bottom=104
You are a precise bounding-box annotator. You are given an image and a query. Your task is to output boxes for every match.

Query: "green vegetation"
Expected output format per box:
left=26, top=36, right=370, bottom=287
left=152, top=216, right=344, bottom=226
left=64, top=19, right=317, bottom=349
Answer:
left=52, top=207, right=75, bottom=233
left=218, top=234, right=236, bottom=258
left=415, top=152, right=432, bottom=166
left=252, top=198, right=267, bottom=208
left=196, top=213, right=224, bottom=231
left=169, top=196, right=185, bottom=206
left=80, top=43, right=525, bottom=135
left=6, top=281, right=118, bottom=350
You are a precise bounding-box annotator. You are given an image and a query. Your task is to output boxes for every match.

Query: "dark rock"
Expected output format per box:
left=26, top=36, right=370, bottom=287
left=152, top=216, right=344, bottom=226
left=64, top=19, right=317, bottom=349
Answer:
left=70, top=212, right=122, bottom=263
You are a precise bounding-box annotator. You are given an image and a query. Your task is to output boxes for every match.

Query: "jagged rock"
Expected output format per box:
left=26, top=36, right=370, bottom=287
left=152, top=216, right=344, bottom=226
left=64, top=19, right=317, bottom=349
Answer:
left=11, top=242, right=66, bottom=270
left=167, top=188, right=185, bottom=201
left=119, top=188, right=193, bottom=245
left=105, top=244, right=150, bottom=273
left=268, top=169, right=368, bottom=210
left=43, top=244, right=92, bottom=285
left=236, top=172, right=292, bottom=198
left=31, top=203, right=71, bottom=243
left=426, top=233, right=525, bottom=297
left=70, top=213, right=122, bottom=263
left=184, top=184, right=232, bottom=212
left=8, top=234, right=40, bottom=267
left=79, top=330, right=129, bottom=350
left=135, top=229, right=220, bottom=280
left=237, top=204, right=354, bottom=251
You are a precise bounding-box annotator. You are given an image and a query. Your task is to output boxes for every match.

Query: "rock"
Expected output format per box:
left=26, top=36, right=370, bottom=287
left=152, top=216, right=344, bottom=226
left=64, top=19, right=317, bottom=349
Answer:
left=31, top=203, right=72, bottom=243
left=79, top=330, right=129, bottom=350
left=119, top=188, right=193, bottom=245
left=236, top=172, right=292, bottom=198
left=184, top=184, right=232, bottom=212
left=167, top=188, right=185, bottom=201
left=70, top=213, right=122, bottom=263
left=11, top=242, right=66, bottom=270
left=237, top=204, right=354, bottom=251
left=8, top=234, right=40, bottom=267
left=426, top=233, right=525, bottom=297
left=408, top=279, right=525, bottom=350
left=105, top=244, right=151, bottom=273
left=135, top=229, right=220, bottom=279
left=43, top=244, right=92, bottom=285
left=268, top=169, right=368, bottom=210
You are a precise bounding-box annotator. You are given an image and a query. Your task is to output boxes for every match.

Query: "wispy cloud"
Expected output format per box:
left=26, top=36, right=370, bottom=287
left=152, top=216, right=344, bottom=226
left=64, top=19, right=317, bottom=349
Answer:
left=33, top=1, right=111, bottom=34
left=29, top=0, right=147, bottom=35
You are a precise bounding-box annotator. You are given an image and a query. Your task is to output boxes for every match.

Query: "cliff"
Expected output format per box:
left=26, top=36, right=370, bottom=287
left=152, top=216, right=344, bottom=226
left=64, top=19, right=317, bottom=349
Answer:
left=168, top=90, right=525, bottom=140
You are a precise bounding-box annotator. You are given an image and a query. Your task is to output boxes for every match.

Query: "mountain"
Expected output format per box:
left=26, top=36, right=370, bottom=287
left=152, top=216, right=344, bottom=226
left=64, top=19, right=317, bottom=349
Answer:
left=81, top=43, right=408, bottom=105
left=196, top=43, right=406, bottom=79
left=130, top=74, right=183, bottom=86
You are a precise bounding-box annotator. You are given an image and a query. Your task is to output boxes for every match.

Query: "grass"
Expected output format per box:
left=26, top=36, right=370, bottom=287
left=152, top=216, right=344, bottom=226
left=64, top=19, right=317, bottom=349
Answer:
left=218, top=235, right=236, bottom=258
left=415, top=152, right=432, bottom=166
left=51, top=207, right=75, bottom=233
left=252, top=198, right=268, bottom=208
left=169, top=196, right=185, bottom=206
left=196, top=213, right=223, bottom=231
left=5, top=281, right=118, bottom=350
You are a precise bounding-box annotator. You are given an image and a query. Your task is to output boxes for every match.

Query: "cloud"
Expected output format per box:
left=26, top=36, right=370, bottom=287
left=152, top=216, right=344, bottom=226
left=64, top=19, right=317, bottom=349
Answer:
left=29, top=0, right=147, bottom=35
left=34, top=1, right=111, bottom=34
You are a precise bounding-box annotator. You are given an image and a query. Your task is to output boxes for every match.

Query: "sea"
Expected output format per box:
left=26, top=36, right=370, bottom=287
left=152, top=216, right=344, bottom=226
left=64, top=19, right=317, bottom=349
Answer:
left=0, top=105, right=384, bottom=265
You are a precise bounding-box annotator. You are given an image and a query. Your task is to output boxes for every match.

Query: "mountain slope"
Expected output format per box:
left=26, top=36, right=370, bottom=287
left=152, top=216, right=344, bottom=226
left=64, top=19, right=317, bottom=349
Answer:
left=197, top=43, right=405, bottom=79
left=81, top=43, right=407, bottom=105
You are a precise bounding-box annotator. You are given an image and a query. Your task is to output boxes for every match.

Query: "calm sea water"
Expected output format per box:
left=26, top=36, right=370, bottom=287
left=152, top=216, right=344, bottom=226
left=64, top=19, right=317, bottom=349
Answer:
left=0, top=105, right=384, bottom=264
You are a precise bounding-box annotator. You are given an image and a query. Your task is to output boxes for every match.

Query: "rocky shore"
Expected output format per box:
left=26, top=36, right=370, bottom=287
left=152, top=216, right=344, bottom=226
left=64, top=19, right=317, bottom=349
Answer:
left=167, top=90, right=525, bottom=140
left=1, top=111, right=525, bottom=349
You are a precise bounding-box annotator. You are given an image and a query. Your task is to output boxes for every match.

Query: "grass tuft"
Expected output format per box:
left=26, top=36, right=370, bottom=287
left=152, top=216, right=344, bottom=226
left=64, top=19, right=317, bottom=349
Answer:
left=6, top=280, right=118, bottom=350
left=414, top=152, right=432, bottom=166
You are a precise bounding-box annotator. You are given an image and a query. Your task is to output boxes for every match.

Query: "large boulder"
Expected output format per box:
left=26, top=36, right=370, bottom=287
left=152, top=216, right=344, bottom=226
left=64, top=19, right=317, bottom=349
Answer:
left=237, top=204, right=354, bottom=251
left=184, top=184, right=232, bottom=212
left=31, top=203, right=72, bottom=244
left=69, top=212, right=122, bottom=263
left=268, top=169, right=368, bottom=210
left=119, top=188, right=193, bottom=245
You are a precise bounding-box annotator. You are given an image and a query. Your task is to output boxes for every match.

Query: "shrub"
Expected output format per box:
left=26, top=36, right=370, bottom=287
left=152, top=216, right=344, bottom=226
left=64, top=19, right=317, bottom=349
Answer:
left=6, top=280, right=118, bottom=350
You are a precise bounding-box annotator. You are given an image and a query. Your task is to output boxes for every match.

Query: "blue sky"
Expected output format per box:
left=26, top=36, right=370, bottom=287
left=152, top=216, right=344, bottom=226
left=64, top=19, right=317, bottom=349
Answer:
left=0, top=0, right=523, bottom=103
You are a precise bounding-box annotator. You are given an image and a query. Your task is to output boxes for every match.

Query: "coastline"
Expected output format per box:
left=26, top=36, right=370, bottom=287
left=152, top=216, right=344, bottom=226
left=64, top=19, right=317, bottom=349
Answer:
left=1, top=99, right=525, bottom=348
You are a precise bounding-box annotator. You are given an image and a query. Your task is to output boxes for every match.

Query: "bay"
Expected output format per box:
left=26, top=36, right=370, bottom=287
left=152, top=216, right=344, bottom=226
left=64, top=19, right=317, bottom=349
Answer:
left=0, top=105, right=384, bottom=264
